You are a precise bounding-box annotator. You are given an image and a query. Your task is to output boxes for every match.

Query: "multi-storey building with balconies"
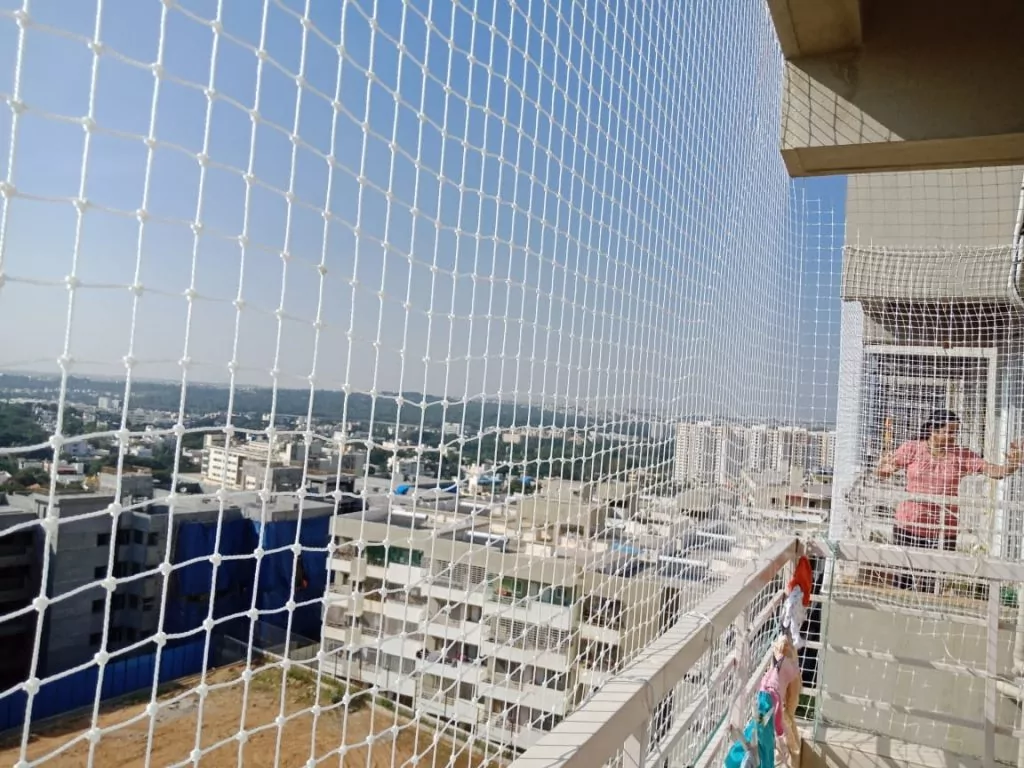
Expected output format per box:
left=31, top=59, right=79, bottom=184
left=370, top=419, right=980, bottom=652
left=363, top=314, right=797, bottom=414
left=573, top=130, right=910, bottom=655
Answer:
left=321, top=488, right=765, bottom=751
left=0, top=489, right=344, bottom=678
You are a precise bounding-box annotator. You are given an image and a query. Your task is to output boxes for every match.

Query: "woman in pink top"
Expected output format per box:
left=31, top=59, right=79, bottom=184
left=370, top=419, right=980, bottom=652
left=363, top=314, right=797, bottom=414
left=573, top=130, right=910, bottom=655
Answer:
left=877, top=409, right=1022, bottom=555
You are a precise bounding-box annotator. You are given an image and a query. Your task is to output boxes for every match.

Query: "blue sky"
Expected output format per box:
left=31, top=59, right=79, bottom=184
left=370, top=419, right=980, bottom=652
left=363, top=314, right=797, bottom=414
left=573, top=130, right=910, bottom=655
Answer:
left=0, top=0, right=846, bottom=423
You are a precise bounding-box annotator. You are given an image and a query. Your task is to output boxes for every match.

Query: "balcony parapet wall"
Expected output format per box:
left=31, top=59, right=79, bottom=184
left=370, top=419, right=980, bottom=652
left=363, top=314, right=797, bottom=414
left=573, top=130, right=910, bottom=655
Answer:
left=841, top=244, right=1023, bottom=341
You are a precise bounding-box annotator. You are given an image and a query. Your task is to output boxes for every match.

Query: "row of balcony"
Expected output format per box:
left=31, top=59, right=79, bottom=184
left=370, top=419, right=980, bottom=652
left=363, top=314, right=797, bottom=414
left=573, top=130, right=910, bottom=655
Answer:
left=323, top=578, right=614, bottom=643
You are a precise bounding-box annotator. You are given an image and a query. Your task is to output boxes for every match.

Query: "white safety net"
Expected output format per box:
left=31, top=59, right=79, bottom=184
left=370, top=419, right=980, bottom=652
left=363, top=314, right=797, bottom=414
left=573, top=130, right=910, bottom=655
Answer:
left=814, top=165, right=1024, bottom=765
left=0, top=0, right=835, bottom=766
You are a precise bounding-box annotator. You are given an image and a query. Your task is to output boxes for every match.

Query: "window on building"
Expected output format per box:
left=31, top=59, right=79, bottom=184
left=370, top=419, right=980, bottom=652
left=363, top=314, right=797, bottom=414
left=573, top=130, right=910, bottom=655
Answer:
left=94, top=565, right=106, bottom=579
left=147, top=532, right=158, bottom=546
left=96, top=532, right=110, bottom=547
left=116, top=530, right=130, bottom=546
left=494, top=577, right=531, bottom=602
left=128, top=595, right=139, bottom=609
left=132, top=530, right=144, bottom=545
left=89, top=632, right=102, bottom=647
left=364, top=545, right=423, bottom=568
left=91, top=598, right=104, bottom=614
left=540, top=585, right=575, bottom=607
left=112, top=594, right=125, bottom=610
left=142, top=597, right=155, bottom=612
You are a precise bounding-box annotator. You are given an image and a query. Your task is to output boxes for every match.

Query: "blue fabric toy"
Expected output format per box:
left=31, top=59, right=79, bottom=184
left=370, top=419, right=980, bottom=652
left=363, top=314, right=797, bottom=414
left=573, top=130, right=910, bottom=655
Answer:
left=723, top=691, right=776, bottom=768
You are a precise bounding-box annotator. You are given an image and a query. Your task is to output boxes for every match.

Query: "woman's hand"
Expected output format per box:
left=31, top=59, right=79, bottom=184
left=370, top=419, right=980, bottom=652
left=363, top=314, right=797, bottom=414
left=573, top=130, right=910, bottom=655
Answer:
left=1008, top=441, right=1023, bottom=471
left=876, top=452, right=898, bottom=479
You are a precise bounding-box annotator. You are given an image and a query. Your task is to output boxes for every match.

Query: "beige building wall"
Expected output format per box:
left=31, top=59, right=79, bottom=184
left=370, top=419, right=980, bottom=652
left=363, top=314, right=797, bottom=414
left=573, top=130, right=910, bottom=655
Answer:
left=846, top=166, right=1023, bottom=248
left=818, top=592, right=1018, bottom=764
left=830, top=165, right=1024, bottom=762
left=774, top=0, right=1024, bottom=176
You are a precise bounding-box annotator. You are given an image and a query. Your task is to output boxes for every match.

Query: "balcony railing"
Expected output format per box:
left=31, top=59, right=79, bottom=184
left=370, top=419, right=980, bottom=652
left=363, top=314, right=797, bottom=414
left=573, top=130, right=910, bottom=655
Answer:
left=511, top=533, right=1024, bottom=768
left=841, top=474, right=1019, bottom=557
left=508, top=536, right=795, bottom=768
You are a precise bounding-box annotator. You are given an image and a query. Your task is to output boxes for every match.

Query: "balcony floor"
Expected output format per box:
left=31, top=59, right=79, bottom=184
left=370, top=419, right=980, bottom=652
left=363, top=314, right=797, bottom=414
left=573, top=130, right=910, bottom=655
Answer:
left=801, top=726, right=990, bottom=768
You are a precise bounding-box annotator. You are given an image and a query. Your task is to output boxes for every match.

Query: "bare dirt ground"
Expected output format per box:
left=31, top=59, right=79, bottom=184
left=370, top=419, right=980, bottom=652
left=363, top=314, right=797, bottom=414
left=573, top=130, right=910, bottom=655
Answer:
left=0, top=664, right=504, bottom=768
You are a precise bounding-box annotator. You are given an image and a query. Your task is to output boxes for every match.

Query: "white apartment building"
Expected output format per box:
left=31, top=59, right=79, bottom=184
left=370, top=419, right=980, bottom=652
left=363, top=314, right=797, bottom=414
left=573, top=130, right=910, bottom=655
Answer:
left=744, top=425, right=774, bottom=473
left=201, top=436, right=363, bottom=490
left=96, top=396, right=120, bottom=411
left=321, top=491, right=764, bottom=751
left=773, top=426, right=808, bottom=472
left=675, top=422, right=836, bottom=487
left=201, top=436, right=274, bottom=489
left=673, top=422, right=722, bottom=485
left=718, top=425, right=747, bottom=486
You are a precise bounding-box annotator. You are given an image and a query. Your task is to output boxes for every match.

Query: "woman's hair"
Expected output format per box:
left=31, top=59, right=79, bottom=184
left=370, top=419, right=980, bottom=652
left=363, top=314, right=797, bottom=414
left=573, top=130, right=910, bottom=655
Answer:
left=918, top=409, right=960, bottom=441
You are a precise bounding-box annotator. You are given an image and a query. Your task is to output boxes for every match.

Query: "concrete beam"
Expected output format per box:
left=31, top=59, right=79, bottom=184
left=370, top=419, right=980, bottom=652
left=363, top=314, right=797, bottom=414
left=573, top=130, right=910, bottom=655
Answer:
left=775, top=0, right=1024, bottom=176
left=766, top=0, right=862, bottom=59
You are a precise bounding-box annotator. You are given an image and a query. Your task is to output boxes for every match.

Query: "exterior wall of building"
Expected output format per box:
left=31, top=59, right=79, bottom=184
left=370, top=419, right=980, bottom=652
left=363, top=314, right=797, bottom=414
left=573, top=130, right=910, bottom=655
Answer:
left=846, top=166, right=1022, bottom=249
left=820, top=594, right=1018, bottom=764
left=41, top=494, right=121, bottom=674
left=0, top=502, right=41, bottom=688
left=325, top=505, right=721, bottom=748
left=3, top=490, right=335, bottom=678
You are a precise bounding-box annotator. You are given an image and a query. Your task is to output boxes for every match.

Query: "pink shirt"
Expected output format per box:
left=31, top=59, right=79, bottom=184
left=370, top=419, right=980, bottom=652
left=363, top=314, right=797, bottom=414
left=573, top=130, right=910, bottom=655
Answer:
left=890, top=440, right=986, bottom=538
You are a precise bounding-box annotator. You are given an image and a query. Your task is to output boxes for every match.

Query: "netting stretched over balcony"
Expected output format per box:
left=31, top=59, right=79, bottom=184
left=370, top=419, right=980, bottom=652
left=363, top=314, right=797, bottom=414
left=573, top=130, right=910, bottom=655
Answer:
left=0, top=0, right=839, bottom=766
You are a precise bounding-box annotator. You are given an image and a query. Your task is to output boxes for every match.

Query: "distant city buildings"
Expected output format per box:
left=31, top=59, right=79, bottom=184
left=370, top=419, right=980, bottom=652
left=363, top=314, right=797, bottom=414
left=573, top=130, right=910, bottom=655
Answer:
left=673, top=422, right=835, bottom=487
left=200, top=435, right=366, bottom=491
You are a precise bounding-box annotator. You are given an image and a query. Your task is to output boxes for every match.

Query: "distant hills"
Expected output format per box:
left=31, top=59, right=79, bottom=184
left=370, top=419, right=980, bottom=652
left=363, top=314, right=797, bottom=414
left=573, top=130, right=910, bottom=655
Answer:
left=0, top=372, right=581, bottom=431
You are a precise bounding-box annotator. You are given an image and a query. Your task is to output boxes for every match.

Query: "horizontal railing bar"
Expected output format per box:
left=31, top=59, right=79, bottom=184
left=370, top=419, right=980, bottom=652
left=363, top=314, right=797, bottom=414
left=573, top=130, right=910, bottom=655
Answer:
left=824, top=593, right=1014, bottom=630
left=644, top=587, right=787, bottom=765
left=824, top=644, right=1010, bottom=683
left=810, top=538, right=1024, bottom=582
left=819, top=691, right=1020, bottom=737
left=508, top=536, right=798, bottom=768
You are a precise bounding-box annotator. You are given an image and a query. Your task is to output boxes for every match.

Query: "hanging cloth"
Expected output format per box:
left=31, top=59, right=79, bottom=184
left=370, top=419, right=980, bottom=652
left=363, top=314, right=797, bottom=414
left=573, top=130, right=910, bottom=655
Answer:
left=723, top=691, right=776, bottom=768
left=787, top=556, right=813, bottom=607
left=781, top=586, right=807, bottom=649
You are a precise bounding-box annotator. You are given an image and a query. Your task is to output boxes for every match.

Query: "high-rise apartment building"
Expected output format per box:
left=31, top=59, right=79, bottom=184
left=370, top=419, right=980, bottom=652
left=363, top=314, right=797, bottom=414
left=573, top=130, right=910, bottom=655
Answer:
left=674, top=422, right=836, bottom=487
left=321, top=489, right=763, bottom=750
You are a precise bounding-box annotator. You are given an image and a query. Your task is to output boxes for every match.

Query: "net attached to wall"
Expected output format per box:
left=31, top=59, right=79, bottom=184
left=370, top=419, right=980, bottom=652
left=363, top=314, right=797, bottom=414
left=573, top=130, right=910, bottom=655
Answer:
left=815, top=166, right=1024, bottom=765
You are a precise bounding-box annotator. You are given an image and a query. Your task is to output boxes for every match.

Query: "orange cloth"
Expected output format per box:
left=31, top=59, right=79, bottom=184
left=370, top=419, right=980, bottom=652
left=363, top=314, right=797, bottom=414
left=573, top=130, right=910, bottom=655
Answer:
left=787, top=556, right=812, bottom=606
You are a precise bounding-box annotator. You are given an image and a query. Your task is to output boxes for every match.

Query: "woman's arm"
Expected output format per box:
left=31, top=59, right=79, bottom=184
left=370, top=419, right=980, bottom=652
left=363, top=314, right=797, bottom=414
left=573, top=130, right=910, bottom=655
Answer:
left=981, top=441, right=1023, bottom=480
left=877, top=441, right=914, bottom=479
left=876, top=453, right=899, bottom=478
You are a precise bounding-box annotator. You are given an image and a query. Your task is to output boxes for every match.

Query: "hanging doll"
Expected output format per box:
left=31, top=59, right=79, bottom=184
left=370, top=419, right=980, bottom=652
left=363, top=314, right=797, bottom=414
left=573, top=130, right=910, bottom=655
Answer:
left=781, top=555, right=812, bottom=650
left=723, top=691, right=776, bottom=768
left=759, top=633, right=801, bottom=766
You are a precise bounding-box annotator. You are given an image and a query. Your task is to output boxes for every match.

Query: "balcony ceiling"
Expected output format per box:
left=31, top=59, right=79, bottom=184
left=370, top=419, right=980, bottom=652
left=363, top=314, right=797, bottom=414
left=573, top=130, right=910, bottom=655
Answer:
left=766, top=0, right=863, bottom=60
left=770, top=0, right=1024, bottom=176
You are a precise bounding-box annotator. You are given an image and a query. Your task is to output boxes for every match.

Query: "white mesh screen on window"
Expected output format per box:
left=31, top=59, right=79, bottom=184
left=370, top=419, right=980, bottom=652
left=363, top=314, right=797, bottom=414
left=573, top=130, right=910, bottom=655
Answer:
left=0, top=0, right=841, bottom=766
